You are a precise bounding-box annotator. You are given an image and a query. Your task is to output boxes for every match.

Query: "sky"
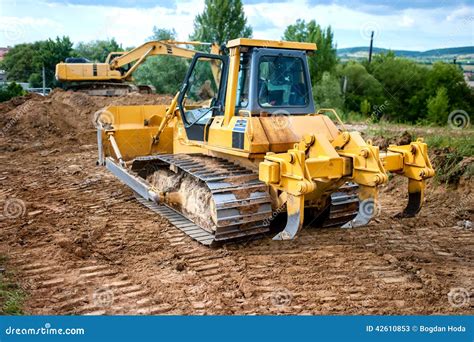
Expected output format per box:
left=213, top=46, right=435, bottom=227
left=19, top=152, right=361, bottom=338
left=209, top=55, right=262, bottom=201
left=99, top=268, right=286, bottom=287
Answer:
left=0, top=0, right=473, bottom=51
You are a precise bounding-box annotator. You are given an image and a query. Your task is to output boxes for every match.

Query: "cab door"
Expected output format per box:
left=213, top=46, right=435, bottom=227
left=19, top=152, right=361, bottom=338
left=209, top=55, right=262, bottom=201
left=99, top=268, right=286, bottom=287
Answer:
left=178, top=53, right=228, bottom=142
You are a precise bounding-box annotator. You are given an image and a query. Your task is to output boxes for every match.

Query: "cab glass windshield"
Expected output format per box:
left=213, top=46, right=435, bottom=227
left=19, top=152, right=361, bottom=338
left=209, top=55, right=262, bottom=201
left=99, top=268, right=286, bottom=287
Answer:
left=257, top=56, right=309, bottom=107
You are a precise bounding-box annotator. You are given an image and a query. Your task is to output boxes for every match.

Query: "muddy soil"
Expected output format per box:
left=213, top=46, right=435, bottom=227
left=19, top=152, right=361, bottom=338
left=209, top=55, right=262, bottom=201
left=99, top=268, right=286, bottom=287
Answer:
left=0, top=91, right=472, bottom=315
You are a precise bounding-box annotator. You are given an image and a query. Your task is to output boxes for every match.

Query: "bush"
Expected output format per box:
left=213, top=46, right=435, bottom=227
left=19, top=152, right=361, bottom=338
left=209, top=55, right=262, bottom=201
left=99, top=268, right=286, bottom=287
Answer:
left=0, top=82, right=26, bottom=102
left=313, top=71, right=343, bottom=110
left=427, top=87, right=449, bottom=125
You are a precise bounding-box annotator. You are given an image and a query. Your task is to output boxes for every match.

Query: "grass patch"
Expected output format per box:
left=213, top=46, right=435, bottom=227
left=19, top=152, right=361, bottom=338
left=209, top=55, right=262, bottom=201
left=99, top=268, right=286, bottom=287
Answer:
left=0, top=255, right=25, bottom=315
left=416, top=130, right=473, bottom=183
left=422, top=134, right=474, bottom=158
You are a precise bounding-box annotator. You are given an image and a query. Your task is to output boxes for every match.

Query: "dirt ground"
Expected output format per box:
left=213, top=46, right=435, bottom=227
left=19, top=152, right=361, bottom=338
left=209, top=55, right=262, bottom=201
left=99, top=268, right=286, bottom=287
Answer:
left=0, top=90, right=472, bottom=315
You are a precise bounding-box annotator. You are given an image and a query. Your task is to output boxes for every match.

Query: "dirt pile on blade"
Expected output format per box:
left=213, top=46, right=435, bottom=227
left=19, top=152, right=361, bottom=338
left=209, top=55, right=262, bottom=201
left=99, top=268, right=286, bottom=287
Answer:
left=147, top=169, right=215, bottom=231
left=0, top=89, right=173, bottom=150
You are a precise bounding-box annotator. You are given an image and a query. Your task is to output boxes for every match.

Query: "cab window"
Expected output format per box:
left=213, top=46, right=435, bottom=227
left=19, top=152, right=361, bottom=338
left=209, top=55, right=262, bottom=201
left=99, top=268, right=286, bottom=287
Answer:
left=258, top=56, right=309, bottom=107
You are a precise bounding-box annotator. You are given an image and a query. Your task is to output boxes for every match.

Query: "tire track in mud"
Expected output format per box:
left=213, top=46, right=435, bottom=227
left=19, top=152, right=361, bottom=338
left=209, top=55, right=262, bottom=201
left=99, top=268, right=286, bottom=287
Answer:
left=1, top=152, right=176, bottom=315
left=1, top=149, right=473, bottom=315
left=7, top=247, right=175, bottom=315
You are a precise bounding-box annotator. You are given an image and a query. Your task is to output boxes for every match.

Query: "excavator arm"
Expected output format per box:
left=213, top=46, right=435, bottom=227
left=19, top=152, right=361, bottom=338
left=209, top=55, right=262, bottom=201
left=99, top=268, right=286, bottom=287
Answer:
left=109, top=40, right=219, bottom=81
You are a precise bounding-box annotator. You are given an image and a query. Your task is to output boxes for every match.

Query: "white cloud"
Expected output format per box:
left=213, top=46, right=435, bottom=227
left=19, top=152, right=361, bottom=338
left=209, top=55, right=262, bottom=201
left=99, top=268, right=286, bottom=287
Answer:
left=0, top=0, right=204, bottom=47
left=0, top=16, right=64, bottom=45
left=0, top=0, right=472, bottom=51
left=446, top=6, right=473, bottom=22
left=244, top=1, right=473, bottom=50
left=399, top=15, right=415, bottom=28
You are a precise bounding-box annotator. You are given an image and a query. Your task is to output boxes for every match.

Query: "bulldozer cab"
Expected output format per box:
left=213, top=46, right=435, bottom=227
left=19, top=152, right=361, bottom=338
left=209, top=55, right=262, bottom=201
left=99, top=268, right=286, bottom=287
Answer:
left=236, top=47, right=314, bottom=115
left=177, top=39, right=317, bottom=142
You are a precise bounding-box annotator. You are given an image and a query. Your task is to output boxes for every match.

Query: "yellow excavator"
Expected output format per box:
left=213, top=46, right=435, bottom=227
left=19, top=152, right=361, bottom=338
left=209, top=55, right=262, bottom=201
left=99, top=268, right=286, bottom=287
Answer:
left=95, top=38, right=435, bottom=245
left=55, top=40, right=219, bottom=96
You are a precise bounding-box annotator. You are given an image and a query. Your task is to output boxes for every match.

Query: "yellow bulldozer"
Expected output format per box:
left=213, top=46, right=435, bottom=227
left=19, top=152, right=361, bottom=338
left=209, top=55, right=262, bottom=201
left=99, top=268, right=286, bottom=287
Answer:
left=95, top=38, right=435, bottom=245
left=56, top=40, right=219, bottom=96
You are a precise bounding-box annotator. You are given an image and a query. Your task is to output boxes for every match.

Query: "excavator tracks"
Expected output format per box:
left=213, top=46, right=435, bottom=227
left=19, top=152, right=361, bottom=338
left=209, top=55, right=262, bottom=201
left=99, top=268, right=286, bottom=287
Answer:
left=130, top=154, right=360, bottom=246
left=132, top=154, right=273, bottom=246
left=67, top=83, right=155, bottom=96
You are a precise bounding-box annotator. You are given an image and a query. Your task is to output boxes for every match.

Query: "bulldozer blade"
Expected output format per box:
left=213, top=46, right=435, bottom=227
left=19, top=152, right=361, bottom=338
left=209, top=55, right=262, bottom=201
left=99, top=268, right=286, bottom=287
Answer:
left=397, top=179, right=425, bottom=218
left=341, top=185, right=377, bottom=229
left=273, top=195, right=304, bottom=240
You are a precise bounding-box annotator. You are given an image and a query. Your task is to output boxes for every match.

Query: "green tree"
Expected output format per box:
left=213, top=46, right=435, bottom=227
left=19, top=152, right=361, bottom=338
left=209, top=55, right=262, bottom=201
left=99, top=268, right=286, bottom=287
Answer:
left=1, top=37, right=74, bottom=88
left=75, top=38, right=123, bottom=62
left=148, top=26, right=176, bottom=41
left=360, top=99, right=371, bottom=116
left=28, top=73, right=42, bottom=88
left=369, top=52, right=429, bottom=122
left=283, top=19, right=337, bottom=85
left=313, top=71, right=343, bottom=110
left=190, top=0, right=252, bottom=45
left=0, top=82, right=26, bottom=102
left=337, top=61, right=385, bottom=114
left=133, top=28, right=189, bottom=94
left=427, top=87, right=449, bottom=125
left=426, top=62, right=473, bottom=116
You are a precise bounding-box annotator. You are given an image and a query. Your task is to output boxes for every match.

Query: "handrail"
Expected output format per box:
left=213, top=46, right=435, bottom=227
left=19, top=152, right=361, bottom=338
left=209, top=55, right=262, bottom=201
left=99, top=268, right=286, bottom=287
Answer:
left=312, top=108, right=347, bottom=131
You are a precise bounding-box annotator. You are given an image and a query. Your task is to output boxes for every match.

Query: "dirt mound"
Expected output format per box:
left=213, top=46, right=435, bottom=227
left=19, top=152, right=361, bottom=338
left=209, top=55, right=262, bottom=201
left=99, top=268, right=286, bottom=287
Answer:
left=365, top=129, right=472, bottom=185
left=431, top=147, right=473, bottom=185
left=0, top=92, right=44, bottom=114
left=369, top=130, right=412, bottom=150
left=0, top=89, right=173, bottom=151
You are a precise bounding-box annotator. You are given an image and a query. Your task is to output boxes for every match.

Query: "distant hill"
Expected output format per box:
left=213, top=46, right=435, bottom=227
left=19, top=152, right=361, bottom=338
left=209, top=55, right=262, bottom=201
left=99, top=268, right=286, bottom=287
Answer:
left=337, top=46, right=474, bottom=60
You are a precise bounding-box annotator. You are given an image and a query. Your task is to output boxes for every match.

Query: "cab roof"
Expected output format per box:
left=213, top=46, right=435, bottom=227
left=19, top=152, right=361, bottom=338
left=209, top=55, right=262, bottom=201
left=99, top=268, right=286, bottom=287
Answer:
left=227, top=38, right=317, bottom=51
